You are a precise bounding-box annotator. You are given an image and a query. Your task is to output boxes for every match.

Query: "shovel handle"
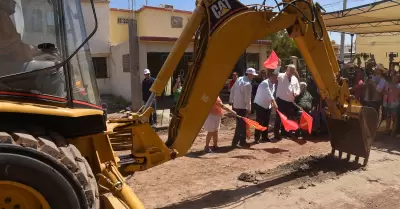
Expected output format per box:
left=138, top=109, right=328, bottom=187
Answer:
left=221, top=104, right=240, bottom=118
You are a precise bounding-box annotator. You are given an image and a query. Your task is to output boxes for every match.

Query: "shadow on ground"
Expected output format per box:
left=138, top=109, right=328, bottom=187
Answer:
left=372, top=133, right=400, bottom=157
left=185, top=146, right=256, bottom=158
left=160, top=155, right=362, bottom=209
left=263, top=147, right=289, bottom=154
left=185, top=134, right=328, bottom=159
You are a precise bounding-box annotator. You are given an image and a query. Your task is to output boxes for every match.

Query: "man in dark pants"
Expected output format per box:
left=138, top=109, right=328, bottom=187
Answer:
left=229, top=68, right=258, bottom=147
left=142, top=69, right=157, bottom=126
left=274, top=64, right=301, bottom=139
left=253, top=71, right=278, bottom=143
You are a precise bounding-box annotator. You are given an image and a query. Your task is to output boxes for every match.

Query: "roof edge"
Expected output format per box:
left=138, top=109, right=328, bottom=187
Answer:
left=137, top=6, right=192, bottom=14
left=110, top=5, right=193, bottom=14
left=323, top=0, right=394, bottom=15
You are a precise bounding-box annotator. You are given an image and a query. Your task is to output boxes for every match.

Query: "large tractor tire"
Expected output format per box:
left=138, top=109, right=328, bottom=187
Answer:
left=0, top=128, right=99, bottom=209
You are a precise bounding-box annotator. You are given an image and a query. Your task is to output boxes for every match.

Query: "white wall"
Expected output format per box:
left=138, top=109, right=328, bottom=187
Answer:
left=81, top=2, right=112, bottom=96
left=107, top=42, right=132, bottom=101
left=356, top=36, right=400, bottom=68
left=81, top=2, right=110, bottom=55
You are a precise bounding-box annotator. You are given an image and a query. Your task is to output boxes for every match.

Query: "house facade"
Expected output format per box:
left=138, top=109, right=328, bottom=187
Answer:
left=106, top=5, right=270, bottom=101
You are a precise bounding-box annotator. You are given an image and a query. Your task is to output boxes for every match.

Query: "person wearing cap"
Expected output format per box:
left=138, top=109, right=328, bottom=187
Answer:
left=253, top=70, right=278, bottom=143
left=142, top=69, right=157, bottom=125
left=364, top=64, right=387, bottom=119
left=274, top=64, right=301, bottom=140
left=229, top=67, right=257, bottom=147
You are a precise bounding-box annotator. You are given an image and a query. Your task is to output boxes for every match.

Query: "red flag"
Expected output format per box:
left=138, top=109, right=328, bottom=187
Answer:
left=264, top=50, right=279, bottom=69
left=299, top=111, right=313, bottom=134
left=243, top=117, right=268, bottom=131
left=276, top=110, right=299, bottom=131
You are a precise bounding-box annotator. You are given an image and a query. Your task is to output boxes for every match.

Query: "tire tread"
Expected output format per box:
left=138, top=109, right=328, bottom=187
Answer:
left=0, top=129, right=99, bottom=209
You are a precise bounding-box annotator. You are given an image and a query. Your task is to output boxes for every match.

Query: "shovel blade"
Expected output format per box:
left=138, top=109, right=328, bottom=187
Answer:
left=327, top=106, right=378, bottom=163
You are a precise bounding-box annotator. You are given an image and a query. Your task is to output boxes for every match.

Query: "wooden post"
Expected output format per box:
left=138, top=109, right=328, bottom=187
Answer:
left=129, top=19, right=142, bottom=111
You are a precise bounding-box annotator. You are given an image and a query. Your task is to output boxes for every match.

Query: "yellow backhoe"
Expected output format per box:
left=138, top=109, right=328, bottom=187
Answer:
left=0, top=0, right=378, bottom=208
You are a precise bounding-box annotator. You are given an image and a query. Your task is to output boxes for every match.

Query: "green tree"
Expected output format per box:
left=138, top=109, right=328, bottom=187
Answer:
left=266, top=30, right=302, bottom=59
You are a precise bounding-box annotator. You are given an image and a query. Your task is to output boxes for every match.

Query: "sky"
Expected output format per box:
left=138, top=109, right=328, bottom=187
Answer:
left=110, top=0, right=378, bottom=45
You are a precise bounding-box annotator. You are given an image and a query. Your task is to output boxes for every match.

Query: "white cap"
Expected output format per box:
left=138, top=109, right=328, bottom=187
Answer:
left=286, top=64, right=296, bottom=70
left=246, top=68, right=258, bottom=76
left=144, top=69, right=150, bottom=75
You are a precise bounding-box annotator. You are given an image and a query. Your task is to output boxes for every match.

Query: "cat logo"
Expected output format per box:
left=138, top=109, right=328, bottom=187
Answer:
left=210, top=0, right=232, bottom=19
left=207, top=0, right=247, bottom=35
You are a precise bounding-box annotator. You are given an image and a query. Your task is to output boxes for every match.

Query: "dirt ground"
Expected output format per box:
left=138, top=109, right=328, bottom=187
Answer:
left=126, top=114, right=400, bottom=209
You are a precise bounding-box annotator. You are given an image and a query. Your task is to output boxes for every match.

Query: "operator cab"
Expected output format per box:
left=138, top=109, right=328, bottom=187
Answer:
left=0, top=0, right=101, bottom=109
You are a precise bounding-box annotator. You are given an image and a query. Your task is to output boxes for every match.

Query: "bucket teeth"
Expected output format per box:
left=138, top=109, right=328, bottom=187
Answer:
left=331, top=149, right=369, bottom=166
left=328, top=106, right=378, bottom=167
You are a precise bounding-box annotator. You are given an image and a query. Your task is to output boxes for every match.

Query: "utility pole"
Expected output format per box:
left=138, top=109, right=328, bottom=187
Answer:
left=132, top=0, right=135, bottom=19
left=146, top=0, right=148, bottom=6
left=129, top=0, right=141, bottom=110
left=350, top=34, right=354, bottom=60
left=339, top=0, right=347, bottom=62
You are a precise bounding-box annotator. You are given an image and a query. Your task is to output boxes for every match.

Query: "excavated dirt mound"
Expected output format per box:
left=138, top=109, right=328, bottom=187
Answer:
left=107, top=112, right=129, bottom=120
left=238, top=154, right=363, bottom=188
left=221, top=113, right=237, bottom=129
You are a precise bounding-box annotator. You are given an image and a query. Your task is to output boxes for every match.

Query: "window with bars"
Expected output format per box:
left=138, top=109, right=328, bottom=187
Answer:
left=117, top=17, right=130, bottom=24
left=46, top=11, right=55, bottom=33
left=29, top=9, right=43, bottom=32
left=92, top=57, right=108, bottom=78
left=122, top=54, right=130, bottom=72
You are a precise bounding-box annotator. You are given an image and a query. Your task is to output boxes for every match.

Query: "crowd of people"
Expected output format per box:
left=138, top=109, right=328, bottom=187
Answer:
left=200, top=57, right=400, bottom=153
left=142, top=59, right=396, bottom=154
left=140, top=63, right=329, bottom=153
left=202, top=63, right=328, bottom=153
left=346, top=61, right=400, bottom=136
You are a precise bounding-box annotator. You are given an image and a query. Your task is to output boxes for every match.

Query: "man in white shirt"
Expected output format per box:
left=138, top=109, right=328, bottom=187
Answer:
left=229, top=68, right=257, bottom=147
left=274, top=64, right=301, bottom=139
left=253, top=71, right=278, bottom=143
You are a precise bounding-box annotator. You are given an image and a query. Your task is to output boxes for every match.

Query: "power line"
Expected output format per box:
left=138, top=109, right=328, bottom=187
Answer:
left=321, top=1, right=343, bottom=7
left=321, top=0, right=370, bottom=8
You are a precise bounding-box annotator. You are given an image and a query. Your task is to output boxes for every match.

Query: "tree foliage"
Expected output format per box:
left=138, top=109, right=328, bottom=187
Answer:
left=266, top=30, right=302, bottom=59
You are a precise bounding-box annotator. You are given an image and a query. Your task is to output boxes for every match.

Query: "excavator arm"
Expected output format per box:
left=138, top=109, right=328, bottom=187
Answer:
left=147, top=0, right=377, bottom=163
left=114, top=0, right=378, bottom=178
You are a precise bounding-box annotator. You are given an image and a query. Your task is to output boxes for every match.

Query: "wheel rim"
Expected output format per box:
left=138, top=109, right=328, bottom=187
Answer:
left=0, top=181, right=51, bottom=209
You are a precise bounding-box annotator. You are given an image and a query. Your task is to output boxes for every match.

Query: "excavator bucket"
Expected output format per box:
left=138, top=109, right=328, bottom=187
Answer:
left=327, top=106, right=378, bottom=166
